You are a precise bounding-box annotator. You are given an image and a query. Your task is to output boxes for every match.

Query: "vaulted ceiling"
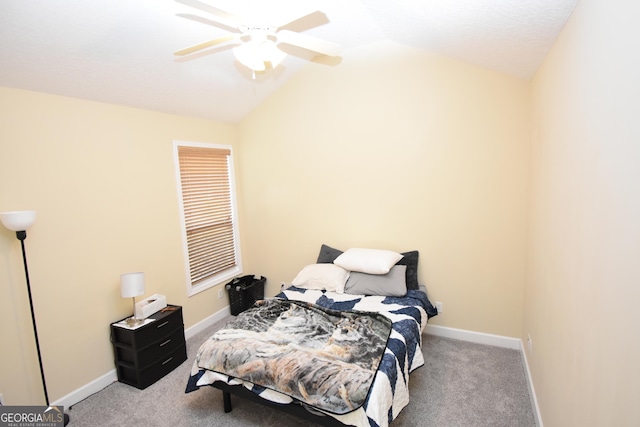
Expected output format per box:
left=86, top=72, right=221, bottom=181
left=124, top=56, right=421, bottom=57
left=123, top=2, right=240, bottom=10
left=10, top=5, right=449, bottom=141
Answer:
left=0, top=0, right=579, bottom=123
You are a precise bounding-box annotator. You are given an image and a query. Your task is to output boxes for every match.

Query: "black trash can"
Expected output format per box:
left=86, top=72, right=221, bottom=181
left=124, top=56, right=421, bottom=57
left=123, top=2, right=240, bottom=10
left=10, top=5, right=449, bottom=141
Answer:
left=225, top=275, right=266, bottom=315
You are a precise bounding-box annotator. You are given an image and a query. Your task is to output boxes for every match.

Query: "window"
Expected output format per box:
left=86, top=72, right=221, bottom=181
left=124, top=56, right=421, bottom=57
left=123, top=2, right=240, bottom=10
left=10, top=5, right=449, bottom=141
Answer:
left=174, top=141, right=242, bottom=296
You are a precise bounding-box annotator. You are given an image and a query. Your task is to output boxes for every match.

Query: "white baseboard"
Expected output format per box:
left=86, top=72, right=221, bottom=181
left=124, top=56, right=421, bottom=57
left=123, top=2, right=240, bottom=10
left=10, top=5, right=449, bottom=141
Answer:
left=519, top=340, right=544, bottom=427
left=57, top=305, right=231, bottom=410
left=425, top=324, right=542, bottom=426
left=184, top=305, right=231, bottom=340
left=54, top=369, right=117, bottom=409
left=424, top=324, right=521, bottom=349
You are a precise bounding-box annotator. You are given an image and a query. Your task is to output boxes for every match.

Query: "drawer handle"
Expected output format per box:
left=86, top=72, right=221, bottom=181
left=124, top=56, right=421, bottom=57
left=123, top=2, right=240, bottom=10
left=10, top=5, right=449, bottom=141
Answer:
left=157, top=321, right=169, bottom=329
left=159, top=339, right=171, bottom=347
left=162, top=357, right=173, bottom=365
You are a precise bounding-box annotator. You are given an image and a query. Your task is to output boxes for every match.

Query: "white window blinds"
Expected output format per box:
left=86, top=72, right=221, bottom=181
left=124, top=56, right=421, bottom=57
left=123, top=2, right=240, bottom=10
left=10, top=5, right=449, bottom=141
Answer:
left=177, top=145, right=238, bottom=286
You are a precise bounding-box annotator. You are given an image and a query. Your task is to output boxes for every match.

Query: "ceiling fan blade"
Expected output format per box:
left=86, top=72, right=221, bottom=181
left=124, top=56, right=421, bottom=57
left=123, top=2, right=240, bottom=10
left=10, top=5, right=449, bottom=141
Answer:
left=173, top=35, right=237, bottom=56
left=176, top=13, right=240, bottom=34
left=271, top=9, right=317, bottom=29
left=277, top=30, right=341, bottom=57
left=175, top=0, right=243, bottom=28
left=275, top=10, right=330, bottom=33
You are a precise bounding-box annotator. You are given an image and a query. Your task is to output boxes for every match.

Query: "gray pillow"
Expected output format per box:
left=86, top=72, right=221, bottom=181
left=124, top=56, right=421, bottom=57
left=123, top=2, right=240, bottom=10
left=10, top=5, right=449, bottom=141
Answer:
left=344, top=265, right=407, bottom=297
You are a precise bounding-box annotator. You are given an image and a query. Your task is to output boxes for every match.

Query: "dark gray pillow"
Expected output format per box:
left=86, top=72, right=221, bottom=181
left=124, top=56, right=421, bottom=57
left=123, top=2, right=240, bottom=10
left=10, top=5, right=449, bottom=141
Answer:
left=317, top=244, right=343, bottom=263
left=395, top=250, right=419, bottom=290
left=316, top=244, right=420, bottom=290
left=345, top=265, right=407, bottom=297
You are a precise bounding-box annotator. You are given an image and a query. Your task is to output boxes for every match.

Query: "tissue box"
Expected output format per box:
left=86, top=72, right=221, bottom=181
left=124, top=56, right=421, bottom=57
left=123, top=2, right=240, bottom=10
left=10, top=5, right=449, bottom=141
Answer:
left=135, top=294, right=167, bottom=319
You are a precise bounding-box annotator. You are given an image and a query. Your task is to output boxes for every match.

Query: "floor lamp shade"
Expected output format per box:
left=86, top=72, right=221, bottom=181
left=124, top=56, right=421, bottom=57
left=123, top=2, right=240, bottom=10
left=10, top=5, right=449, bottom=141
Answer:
left=121, top=272, right=145, bottom=298
left=0, top=210, right=36, bottom=232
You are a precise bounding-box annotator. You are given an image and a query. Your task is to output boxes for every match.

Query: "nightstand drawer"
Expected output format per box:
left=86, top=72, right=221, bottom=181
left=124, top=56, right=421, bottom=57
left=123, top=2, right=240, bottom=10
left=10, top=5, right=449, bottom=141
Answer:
left=115, top=326, right=185, bottom=367
left=117, top=343, right=187, bottom=390
left=112, top=307, right=183, bottom=348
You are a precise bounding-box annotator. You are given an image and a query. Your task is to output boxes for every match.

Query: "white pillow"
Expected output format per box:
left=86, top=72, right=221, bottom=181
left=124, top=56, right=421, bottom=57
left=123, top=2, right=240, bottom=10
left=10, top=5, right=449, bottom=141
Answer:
left=291, top=264, right=349, bottom=293
left=333, top=248, right=404, bottom=275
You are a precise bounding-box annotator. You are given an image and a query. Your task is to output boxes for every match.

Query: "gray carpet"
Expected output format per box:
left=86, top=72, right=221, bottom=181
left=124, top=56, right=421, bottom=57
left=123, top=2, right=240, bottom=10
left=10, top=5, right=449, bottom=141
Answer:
left=68, top=316, right=535, bottom=426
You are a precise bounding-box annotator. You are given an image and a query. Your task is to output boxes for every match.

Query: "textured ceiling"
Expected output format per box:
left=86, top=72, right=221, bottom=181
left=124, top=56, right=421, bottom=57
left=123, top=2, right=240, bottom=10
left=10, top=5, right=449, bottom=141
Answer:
left=0, top=0, right=578, bottom=123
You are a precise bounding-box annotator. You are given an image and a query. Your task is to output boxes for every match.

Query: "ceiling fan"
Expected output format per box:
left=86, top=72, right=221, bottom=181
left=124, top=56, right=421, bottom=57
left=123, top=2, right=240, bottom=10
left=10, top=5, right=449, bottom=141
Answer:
left=173, top=0, right=341, bottom=72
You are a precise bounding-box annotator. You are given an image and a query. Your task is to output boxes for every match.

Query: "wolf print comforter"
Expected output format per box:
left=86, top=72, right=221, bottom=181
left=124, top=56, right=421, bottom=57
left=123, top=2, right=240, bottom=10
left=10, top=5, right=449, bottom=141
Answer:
left=186, top=287, right=436, bottom=427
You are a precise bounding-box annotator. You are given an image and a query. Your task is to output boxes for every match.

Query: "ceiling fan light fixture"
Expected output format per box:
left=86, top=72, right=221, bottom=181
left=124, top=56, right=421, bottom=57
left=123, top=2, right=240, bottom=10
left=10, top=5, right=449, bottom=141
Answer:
left=260, top=41, right=286, bottom=68
left=233, top=42, right=266, bottom=71
left=233, top=39, right=287, bottom=71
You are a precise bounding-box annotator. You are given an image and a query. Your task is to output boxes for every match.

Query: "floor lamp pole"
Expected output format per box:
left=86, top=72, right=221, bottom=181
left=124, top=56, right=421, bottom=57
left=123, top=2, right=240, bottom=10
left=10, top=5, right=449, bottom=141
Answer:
left=17, top=230, right=49, bottom=406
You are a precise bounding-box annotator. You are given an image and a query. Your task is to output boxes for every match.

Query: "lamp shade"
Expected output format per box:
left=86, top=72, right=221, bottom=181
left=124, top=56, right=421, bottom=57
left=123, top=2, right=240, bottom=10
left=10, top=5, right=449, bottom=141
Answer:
left=233, top=42, right=266, bottom=71
left=120, top=272, right=145, bottom=298
left=0, top=210, right=36, bottom=231
left=260, top=40, right=286, bottom=68
left=233, top=39, right=287, bottom=71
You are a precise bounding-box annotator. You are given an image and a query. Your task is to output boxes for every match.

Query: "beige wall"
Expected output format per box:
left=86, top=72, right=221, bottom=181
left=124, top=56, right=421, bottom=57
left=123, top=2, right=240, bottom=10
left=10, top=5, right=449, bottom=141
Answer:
left=238, top=41, right=531, bottom=338
left=0, top=87, right=237, bottom=404
left=527, top=0, right=640, bottom=425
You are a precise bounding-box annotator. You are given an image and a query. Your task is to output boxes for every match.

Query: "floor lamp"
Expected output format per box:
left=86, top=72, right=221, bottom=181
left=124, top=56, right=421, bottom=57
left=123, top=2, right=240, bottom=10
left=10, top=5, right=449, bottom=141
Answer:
left=0, top=210, right=69, bottom=426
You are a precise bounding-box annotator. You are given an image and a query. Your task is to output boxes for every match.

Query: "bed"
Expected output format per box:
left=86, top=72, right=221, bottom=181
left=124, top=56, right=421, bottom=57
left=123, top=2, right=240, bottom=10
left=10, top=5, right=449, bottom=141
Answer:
left=185, top=245, right=438, bottom=427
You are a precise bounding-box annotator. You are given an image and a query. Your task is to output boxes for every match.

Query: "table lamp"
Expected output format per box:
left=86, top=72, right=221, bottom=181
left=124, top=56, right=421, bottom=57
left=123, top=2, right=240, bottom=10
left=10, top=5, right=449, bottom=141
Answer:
left=120, top=272, right=145, bottom=326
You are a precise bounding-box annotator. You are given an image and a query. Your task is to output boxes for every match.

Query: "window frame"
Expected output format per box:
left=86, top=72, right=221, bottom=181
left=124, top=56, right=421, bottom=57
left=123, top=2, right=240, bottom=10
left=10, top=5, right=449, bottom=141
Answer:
left=173, top=140, right=242, bottom=297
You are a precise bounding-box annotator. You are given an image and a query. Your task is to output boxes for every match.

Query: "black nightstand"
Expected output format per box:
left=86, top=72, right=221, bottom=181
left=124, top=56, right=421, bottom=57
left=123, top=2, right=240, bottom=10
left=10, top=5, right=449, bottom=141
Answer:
left=110, top=305, right=187, bottom=389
